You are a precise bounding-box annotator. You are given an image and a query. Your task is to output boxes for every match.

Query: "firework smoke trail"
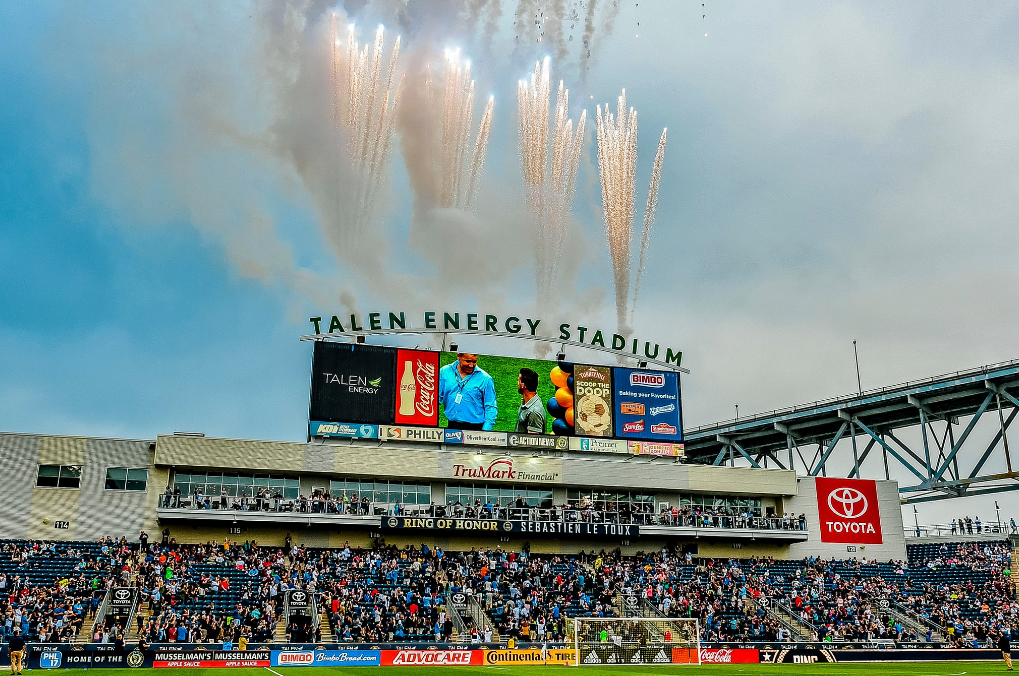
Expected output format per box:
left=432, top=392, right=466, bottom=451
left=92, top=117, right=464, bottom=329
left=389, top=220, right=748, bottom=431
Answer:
left=518, top=58, right=586, bottom=307
left=630, top=128, right=667, bottom=324
left=596, top=89, right=639, bottom=331
left=328, top=18, right=403, bottom=235
left=432, top=49, right=493, bottom=209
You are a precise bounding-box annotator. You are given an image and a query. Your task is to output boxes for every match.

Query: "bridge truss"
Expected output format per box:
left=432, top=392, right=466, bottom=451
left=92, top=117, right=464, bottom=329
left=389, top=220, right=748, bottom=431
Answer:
left=684, top=360, right=1019, bottom=503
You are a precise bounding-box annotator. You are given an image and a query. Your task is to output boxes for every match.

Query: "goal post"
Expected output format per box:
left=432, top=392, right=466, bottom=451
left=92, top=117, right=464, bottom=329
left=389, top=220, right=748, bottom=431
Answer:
left=572, top=617, right=701, bottom=666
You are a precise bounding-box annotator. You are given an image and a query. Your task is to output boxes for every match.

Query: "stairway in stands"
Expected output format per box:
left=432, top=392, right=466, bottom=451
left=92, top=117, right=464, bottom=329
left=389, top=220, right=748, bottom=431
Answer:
left=1011, top=536, right=1019, bottom=599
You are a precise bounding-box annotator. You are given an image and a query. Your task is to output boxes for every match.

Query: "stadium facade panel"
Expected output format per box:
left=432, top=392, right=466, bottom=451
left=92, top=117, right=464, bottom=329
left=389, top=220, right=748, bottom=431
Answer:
left=0, top=431, right=905, bottom=559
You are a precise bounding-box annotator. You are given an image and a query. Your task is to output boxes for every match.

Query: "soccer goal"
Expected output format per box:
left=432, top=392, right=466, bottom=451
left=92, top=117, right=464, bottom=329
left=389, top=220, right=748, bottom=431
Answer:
left=572, top=617, right=701, bottom=665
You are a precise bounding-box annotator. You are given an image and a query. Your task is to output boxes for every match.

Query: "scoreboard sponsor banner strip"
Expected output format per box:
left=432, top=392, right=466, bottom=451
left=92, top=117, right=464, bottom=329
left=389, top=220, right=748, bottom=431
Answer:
left=309, top=421, right=379, bottom=439
left=381, top=516, right=638, bottom=537
left=629, top=440, right=684, bottom=457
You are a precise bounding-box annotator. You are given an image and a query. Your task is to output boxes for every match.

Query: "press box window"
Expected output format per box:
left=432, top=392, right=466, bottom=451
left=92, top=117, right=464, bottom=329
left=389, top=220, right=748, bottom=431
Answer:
left=36, top=465, right=81, bottom=489
left=105, top=468, right=148, bottom=491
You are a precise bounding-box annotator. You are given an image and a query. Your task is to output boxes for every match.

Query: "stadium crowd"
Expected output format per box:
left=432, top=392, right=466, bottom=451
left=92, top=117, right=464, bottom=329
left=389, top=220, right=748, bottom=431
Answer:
left=0, top=536, right=1013, bottom=647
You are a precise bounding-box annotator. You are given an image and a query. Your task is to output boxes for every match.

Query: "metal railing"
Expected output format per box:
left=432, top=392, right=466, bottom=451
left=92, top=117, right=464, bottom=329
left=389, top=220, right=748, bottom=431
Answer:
left=159, top=496, right=807, bottom=532
left=687, top=358, right=1019, bottom=433
left=904, top=522, right=1015, bottom=538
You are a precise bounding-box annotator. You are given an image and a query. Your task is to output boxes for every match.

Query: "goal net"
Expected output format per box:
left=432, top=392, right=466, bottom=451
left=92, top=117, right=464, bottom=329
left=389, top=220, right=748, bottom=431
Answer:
left=572, top=617, right=701, bottom=665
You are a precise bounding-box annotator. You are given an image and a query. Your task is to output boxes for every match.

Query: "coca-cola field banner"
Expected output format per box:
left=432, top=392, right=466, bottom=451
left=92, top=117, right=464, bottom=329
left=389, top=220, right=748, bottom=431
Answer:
left=395, top=349, right=439, bottom=426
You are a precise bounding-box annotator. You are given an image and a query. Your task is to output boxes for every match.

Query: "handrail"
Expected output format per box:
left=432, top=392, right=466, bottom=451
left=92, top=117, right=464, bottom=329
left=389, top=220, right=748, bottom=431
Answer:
left=887, top=599, right=945, bottom=639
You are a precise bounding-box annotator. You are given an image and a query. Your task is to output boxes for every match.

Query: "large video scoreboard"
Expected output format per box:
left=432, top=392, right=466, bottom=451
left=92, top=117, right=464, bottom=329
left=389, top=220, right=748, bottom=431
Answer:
left=308, top=343, right=683, bottom=455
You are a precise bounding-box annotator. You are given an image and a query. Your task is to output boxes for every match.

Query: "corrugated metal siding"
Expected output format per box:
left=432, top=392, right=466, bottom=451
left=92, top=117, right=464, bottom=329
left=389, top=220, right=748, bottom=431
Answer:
left=74, top=438, right=151, bottom=540
left=0, top=434, right=41, bottom=538
left=154, top=435, right=304, bottom=471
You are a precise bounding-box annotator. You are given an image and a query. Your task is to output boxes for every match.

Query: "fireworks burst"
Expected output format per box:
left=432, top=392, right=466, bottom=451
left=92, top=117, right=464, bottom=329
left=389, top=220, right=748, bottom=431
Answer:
left=329, top=17, right=404, bottom=234
left=595, top=89, right=667, bottom=331
left=518, top=57, right=587, bottom=308
left=436, top=49, right=494, bottom=209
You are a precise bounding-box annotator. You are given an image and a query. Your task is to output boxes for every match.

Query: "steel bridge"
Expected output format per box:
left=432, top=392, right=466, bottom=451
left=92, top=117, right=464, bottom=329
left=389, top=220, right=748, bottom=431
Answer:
left=684, top=359, right=1019, bottom=503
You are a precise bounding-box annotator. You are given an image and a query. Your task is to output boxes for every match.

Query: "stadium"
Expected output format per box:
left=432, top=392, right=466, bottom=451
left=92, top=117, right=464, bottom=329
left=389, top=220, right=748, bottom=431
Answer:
left=3, top=0, right=1018, bottom=675
left=0, top=336, right=1016, bottom=672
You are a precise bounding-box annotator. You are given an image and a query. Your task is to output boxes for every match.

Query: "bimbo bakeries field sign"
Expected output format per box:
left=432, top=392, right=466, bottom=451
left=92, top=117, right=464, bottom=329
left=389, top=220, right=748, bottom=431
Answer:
left=306, top=310, right=684, bottom=371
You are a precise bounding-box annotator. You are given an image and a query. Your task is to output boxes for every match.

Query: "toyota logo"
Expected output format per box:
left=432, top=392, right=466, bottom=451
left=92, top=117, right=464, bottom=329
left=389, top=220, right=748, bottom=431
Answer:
left=115, top=589, right=130, bottom=600
left=827, top=487, right=868, bottom=519
left=291, top=591, right=306, bottom=602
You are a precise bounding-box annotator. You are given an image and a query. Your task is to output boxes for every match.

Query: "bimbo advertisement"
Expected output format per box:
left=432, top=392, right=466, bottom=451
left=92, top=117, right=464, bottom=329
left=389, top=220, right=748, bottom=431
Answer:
left=612, top=367, right=683, bottom=442
left=814, top=477, right=883, bottom=544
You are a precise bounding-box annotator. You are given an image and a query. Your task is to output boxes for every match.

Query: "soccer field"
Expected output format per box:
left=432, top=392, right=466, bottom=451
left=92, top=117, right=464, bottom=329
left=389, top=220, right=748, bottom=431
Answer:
left=52, top=663, right=1007, bottom=676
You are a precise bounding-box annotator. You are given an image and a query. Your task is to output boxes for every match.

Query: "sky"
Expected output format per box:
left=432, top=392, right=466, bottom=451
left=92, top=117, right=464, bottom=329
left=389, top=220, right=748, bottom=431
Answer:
left=2, top=0, right=1019, bottom=528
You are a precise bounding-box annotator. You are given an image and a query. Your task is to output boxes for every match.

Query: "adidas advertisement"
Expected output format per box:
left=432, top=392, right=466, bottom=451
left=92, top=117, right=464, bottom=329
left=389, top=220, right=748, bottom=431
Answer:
left=309, top=342, right=396, bottom=425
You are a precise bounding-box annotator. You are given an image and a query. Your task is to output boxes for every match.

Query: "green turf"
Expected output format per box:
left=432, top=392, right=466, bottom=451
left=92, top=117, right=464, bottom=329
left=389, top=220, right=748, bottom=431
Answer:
left=438, top=351, right=561, bottom=434
left=54, top=662, right=1008, bottom=676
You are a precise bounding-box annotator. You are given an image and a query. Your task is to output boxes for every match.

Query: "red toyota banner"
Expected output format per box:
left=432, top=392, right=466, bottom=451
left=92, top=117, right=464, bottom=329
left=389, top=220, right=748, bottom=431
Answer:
left=394, top=349, right=439, bottom=426
left=815, top=477, right=883, bottom=544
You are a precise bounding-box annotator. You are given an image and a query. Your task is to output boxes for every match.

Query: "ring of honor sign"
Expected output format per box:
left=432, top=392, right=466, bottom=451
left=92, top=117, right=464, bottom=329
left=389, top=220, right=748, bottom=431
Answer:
left=308, top=342, right=683, bottom=454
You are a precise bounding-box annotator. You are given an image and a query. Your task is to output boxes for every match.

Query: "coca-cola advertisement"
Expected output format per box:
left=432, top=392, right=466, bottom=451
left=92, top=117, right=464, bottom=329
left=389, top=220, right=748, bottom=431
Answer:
left=698, top=648, right=760, bottom=664
left=395, top=349, right=439, bottom=426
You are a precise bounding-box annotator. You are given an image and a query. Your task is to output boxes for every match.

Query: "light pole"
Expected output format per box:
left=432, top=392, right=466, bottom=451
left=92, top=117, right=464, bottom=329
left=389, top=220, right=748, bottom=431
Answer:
left=995, top=501, right=1001, bottom=533
left=853, top=340, right=862, bottom=396
left=913, top=505, right=921, bottom=538
left=735, top=404, right=739, bottom=422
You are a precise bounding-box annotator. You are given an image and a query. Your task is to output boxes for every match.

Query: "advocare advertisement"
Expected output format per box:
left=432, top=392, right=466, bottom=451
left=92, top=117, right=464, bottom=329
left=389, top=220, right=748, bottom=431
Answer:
left=612, top=367, right=683, bottom=442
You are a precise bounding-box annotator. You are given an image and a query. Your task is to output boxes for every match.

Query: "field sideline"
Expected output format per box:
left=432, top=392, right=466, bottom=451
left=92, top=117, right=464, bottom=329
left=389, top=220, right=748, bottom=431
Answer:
left=24, top=663, right=1007, bottom=676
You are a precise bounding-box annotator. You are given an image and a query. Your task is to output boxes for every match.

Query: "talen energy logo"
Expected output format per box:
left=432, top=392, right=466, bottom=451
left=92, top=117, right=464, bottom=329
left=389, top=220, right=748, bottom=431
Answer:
left=310, top=342, right=396, bottom=425
left=815, top=477, right=883, bottom=544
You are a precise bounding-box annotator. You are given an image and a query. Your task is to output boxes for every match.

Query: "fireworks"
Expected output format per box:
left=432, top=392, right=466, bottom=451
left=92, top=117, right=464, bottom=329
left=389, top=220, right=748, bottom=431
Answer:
left=518, top=57, right=587, bottom=307
left=595, top=89, right=667, bottom=330
left=435, top=49, right=494, bottom=209
left=329, top=18, right=403, bottom=233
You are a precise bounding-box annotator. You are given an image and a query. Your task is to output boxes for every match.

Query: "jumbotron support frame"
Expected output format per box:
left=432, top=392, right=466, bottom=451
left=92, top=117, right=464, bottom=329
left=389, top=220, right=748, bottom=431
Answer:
left=684, top=360, right=1019, bottom=503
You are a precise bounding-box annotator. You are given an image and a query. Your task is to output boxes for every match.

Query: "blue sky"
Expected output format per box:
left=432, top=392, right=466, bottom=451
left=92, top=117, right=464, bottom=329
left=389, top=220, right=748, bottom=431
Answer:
left=3, top=1, right=1019, bottom=523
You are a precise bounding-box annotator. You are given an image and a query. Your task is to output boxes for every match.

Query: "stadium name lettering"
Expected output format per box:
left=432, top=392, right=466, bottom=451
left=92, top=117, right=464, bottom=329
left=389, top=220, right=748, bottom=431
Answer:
left=309, top=311, right=681, bottom=366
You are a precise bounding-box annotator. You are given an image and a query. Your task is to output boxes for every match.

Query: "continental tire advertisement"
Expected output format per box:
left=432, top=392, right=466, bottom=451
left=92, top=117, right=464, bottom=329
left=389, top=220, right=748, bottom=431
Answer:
left=483, top=648, right=576, bottom=665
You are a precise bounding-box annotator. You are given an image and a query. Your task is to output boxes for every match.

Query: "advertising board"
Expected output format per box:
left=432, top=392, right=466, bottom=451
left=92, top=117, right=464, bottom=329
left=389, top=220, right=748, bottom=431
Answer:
left=270, top=650, right=380, bottom=667
left=573, top=365, right=613, bottom=436
left=484, top=649, right=576, bottom=665
left=568, top=437, right=628, bottom=453
left=612, top=367, right=683, bottom=442
left=152, top=650, right=271, bottom=668
left=395, top=349, right=439, bottom=426
left=380, top=649, right=483, bottom=666
left=310, top=343, right=396, bottom=425
left=814, top=477, right=883, bottom=544
left=309, top=422, right=379, bottom=439
left=629, top=441, right=684, bottom=457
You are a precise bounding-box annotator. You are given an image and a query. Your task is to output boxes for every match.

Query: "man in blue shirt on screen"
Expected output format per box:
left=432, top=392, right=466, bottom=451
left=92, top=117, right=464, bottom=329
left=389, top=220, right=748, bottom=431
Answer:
left=439, top=353, right=498, bottom=430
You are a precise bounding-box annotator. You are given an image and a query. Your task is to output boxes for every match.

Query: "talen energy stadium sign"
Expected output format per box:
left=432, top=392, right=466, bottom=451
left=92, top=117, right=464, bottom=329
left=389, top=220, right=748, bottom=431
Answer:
left=381, top=516, right=639, bottom=538
left=308, top=311, right=682, bottom=368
